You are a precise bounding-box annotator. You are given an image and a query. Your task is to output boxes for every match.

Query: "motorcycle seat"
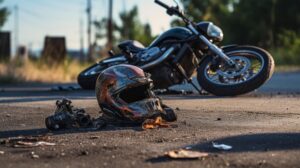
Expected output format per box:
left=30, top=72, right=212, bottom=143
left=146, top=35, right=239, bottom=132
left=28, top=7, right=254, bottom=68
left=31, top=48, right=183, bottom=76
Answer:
left=118, top=40, right=146, bottom=53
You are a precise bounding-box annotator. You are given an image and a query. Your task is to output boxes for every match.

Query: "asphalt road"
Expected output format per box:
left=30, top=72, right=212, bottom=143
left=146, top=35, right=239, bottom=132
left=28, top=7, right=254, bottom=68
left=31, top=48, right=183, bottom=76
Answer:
left=170, top=71, right=300, bottom=94
left=0, top=72, right=300, bottom=168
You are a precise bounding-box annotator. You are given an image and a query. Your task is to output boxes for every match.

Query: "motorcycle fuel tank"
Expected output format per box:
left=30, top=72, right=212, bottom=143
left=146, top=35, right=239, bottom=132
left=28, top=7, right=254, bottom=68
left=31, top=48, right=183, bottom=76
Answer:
left=149, top=27, right=193, bottom=47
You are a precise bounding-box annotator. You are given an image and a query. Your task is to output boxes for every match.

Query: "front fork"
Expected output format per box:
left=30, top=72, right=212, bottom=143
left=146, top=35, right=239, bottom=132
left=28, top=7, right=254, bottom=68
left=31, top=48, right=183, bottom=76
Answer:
left=187, top=24, right=236, bottom=67
left=198, top=35, right=236, bottom=67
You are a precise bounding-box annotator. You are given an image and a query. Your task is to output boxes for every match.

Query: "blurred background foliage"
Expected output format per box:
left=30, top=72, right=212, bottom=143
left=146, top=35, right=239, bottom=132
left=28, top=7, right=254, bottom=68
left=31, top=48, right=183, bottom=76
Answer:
left=0, top=0, right=9, bottom=29
left=174, top=0, right=300, bottom=65
left=94, top=6, right=155, bottom=47
left=0, top=0, right=300, bottom=83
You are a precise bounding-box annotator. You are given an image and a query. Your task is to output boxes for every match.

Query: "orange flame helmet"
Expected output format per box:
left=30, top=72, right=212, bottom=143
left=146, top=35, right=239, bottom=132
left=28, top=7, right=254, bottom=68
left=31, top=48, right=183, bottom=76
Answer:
left=95, top=64, right=164, bottom=123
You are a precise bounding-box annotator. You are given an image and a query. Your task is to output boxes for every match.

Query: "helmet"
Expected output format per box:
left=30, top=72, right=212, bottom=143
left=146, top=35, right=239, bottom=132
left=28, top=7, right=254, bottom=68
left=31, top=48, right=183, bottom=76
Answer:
left=95, top=64, right=175, bottom=123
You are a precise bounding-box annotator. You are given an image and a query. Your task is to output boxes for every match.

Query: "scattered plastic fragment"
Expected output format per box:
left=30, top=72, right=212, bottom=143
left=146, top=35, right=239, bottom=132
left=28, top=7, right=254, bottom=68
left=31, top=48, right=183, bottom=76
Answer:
left=142, top=116, right=169, bottom=129
left=184, top=146, right=192, bottom=150
left=154, top=89, right=194, bottom=95
left=212, top=142, right=232, bottom=151
left=2, top=136, right=55, bottom=148
left=31, top=154, right=39, bottom=159
left=14, top=141, right=56, bottom=148
left=30, top=152, right=39, bottom=159
left=165, top=149, right=209, bottom=159
left=51, top=86, right=81, bottom=92
left=90, top=136, right=100, bottom=139
left=80, top=151, right=89, bottom=156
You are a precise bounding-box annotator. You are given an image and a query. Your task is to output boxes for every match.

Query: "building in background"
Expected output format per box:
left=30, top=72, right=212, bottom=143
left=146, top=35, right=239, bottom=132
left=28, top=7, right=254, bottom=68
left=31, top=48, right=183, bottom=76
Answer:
left=0, top=31, right=11, bottom=61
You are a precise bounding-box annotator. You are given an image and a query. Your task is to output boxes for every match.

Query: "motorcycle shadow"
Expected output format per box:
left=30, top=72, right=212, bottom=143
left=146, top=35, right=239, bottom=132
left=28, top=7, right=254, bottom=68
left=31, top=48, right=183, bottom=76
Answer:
left=146, top=132, right=300, bottom=163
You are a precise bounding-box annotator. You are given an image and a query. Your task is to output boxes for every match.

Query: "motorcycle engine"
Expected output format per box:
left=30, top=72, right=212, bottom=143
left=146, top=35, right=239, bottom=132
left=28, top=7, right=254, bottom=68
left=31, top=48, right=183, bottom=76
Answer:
left=138, top=47, right=164, bottom=63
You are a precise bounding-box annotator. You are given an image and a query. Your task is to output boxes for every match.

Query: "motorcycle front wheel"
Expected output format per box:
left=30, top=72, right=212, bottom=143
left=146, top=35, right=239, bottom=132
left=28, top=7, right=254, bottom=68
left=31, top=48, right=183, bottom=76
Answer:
left=77, top=63, right=106, bottom=90
left=197, top=46, right=275, bottom=96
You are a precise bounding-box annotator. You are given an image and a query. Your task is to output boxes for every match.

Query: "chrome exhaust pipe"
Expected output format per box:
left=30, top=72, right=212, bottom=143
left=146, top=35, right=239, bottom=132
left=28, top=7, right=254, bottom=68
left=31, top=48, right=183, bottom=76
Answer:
left=141, top=47, right=175, bottom=70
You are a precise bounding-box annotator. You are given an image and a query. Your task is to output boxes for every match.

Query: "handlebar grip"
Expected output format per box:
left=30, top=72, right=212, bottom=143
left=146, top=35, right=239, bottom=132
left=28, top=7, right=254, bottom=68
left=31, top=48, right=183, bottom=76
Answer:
left=154, top=0, right=170, bottom=9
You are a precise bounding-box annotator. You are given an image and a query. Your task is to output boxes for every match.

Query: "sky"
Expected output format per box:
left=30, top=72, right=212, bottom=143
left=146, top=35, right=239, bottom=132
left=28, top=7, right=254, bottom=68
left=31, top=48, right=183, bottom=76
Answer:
left=1, top=0, right=177, bottom=52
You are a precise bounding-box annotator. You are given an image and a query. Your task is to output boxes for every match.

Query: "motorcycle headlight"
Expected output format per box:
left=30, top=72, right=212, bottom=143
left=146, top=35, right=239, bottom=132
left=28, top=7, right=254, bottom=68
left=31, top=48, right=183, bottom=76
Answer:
left=207, top=24, right=224, bottom=42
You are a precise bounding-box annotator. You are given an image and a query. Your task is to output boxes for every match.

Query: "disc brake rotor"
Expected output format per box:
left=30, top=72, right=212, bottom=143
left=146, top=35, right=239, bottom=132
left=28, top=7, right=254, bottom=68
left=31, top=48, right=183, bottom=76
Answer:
left=216, top=56, right=251, bottom=78
left=204, top=51, right=264, bottom=85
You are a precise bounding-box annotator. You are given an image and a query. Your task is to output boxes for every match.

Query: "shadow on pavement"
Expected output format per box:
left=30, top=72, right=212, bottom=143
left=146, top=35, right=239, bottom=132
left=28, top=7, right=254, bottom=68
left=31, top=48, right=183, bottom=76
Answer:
left=0, top=96, right=95, bottom=104
left=192, top=133, right=300, bottom=153
left=0, top=126, right=142, bottom=139
left=147, top=133, right=300, bottom=163
left=0, top=89, right=222, bottom=104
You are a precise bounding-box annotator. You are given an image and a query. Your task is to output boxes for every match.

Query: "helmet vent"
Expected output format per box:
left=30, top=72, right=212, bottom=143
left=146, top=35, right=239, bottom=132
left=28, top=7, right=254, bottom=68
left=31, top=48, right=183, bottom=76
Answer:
left=119, top=84, right=151, bottom=104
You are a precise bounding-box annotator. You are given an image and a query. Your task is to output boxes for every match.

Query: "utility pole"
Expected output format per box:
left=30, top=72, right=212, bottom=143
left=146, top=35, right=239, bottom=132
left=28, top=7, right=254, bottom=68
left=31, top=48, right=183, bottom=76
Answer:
left=107, top=0, right=113, bottom=51
left=79, top=18, right=84, bottom=61
left=86, top=0, right=92, bottom=61
left=14, top=5, right=19, bottom=57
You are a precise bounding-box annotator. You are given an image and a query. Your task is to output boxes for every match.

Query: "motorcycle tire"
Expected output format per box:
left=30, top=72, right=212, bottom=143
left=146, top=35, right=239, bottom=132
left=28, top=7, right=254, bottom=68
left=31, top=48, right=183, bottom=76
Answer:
left=197, top=46, right=275, bottom=96
left=77, top=63, right=105, bottom=90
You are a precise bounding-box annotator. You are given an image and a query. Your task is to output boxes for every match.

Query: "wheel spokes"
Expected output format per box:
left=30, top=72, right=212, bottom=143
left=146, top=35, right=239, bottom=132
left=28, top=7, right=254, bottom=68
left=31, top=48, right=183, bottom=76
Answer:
left=204, top=51, right=264, bottom=85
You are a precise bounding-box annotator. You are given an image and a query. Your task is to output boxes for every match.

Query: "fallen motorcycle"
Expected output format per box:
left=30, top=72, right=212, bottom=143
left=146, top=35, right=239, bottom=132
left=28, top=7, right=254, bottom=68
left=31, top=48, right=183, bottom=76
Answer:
left=78, top=0, right=275, bottom=96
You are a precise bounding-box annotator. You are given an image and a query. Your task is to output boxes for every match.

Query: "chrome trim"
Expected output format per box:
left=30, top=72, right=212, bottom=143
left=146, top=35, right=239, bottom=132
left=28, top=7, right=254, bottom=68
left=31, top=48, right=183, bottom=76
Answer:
left=199, top=35, right=235, bottom=66
left=187, top=23, right=199, bottom=35
left=102, top=56, right=127, bottom=64
left=207, top=24, right=224, bottom=42
left=141, top=47, right=175, bottom=70
left=187, top=23, right=234, bottom=66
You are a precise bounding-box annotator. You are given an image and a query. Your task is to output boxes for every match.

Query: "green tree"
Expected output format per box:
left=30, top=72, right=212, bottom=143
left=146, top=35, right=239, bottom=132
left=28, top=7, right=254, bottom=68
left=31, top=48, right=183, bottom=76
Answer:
left=94, top=18, right=118, bottom=46
left=0, top=0, right=9, bottom=29
left=117, top=6, right=154, bottom=46
left=226, top=0, right=300, bottom=48
left=228, top=0, right=277, bottom=47
left=176, top=0, right=300, bottom=47
left=94, top=6, right=154, bottom=47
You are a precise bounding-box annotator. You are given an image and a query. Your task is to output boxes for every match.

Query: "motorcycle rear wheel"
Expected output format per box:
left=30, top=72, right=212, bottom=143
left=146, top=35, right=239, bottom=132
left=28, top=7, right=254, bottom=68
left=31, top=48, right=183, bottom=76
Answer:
left=197, top=46, right=275, bottom=96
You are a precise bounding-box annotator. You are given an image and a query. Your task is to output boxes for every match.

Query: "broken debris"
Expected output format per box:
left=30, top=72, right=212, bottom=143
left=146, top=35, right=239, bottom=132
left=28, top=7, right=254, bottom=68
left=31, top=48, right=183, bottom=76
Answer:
left=142, top=116, right=169, bottom=129
left=45, top=98, right=92, bottom=131
left=14, top=141, right=56, bottom=148
left=30, top=152, right=39, bottom=159
left=89, top=136, right=100, bottom=140
left=51, top=86, right=81, bottom=92
left=46, top=98, right=177, bottom=131
left=212, top=142, right=232, bottom=151
left=1, top=136, right=55, bottom=148
left=165, top=149, right=209, bottom=159
left=154, top=89, right=194, bottom=95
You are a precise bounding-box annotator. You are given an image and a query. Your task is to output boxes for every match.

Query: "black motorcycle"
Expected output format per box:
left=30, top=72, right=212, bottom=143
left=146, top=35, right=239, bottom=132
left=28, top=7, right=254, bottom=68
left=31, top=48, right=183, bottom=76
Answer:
left=78, top=0, right=275, bottom=96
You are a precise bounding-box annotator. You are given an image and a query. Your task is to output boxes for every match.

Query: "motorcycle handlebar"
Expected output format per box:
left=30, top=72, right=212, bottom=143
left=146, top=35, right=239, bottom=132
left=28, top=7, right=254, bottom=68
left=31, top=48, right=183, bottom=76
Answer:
left=154, top=0, right=170, bottom=10
left=155, top=0, right=191, bottom=24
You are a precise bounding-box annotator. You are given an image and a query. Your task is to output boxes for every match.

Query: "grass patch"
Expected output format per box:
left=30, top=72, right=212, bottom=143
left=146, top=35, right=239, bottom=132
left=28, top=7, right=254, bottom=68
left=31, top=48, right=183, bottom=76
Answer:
left=0, top=59, right=90, bottom=84
left=275, top=66, right=300, bottom=72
